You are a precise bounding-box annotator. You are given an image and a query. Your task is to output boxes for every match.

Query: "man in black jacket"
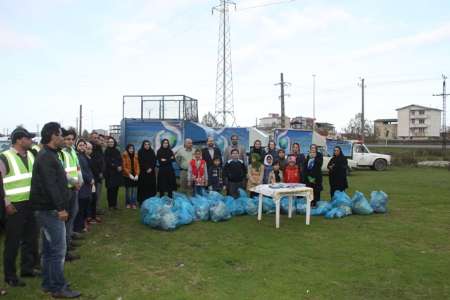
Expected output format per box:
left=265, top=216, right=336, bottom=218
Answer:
left=30, top=122, right=81, bottom=298
left=201, top=137, right=222, bottom=189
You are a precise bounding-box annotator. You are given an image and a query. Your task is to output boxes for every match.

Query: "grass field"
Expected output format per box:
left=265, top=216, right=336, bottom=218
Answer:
left=369, top=147, right=450, bottom=166
left=1, top=167, right=450, bottom=300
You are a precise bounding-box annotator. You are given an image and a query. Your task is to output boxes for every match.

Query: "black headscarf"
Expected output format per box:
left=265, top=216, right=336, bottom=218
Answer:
left=157, top=139, right=174, bottom=161
left=104, top=137, right=120, bottom=158
left=138, top=140, right=156, bottom=170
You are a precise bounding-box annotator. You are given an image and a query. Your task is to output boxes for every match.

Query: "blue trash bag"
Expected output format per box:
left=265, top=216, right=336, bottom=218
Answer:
left=331, top=191, right=353, bottom=208
left=233, top=198, right=246, bottom=216
left=352, top=191, right=374, bottom=215
left=295, top=197, right=307, bottom=215
left=311, top=201, right=332, bottom=216
left=159, top=205, right=178, bottom=230
left=280, top=196, right=297, bottom=214
left=190, top=196, right=210, bottom=221
left=280, top=197, right=290, bottom=214
left=223, top=196, right=235, bottom=213
left=242, top=197, right=258, bottom=215
left=206, top=191, right=225, bottom=204
left=325, top=207, right=347, bottom=219
left=173, top=192, right=190, bottom=201
left=209, top=200, right=232, bottom=222
left=238, top=188, right=248, bottom=198
left=370, top=191, right=388, bottom=213
left=140, top=197, right=164, bottom=226
left=261, top=196, right=275, bottom=214
left=173, top=197, right=195, bottom=226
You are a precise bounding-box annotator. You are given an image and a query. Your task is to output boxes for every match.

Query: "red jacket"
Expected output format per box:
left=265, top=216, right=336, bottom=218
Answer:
left=283, top=165, right=300, bottom=183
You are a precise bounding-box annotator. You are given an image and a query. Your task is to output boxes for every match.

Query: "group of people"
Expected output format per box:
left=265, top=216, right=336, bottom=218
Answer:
left=173, top=135, right=349, bottom=208
left=0, top=126, right=349, bottom=298
left=0, top=124, right=112, bottom=298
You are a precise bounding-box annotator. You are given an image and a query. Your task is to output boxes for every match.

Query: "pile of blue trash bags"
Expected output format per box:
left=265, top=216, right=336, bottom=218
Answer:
left=140, top=189, right=389, bottom=230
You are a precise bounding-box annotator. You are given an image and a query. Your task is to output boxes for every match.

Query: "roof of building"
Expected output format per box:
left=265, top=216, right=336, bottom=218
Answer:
left=396, top=104, right=442, bottom=111
left=374, top=118, right=398, bottom=123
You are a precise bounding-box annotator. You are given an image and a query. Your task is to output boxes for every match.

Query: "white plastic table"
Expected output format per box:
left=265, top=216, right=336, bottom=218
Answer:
left=251, top=184, right=314, bottom=229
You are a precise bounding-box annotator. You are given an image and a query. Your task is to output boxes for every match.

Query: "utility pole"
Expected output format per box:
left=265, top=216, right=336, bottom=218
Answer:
left=79, top=105, right=83, bottom=136
left=358, top=78, right=366, bottom=142
left=433, top=74, right=449, bottom=159
left=275, top=73, right=290, bottom=128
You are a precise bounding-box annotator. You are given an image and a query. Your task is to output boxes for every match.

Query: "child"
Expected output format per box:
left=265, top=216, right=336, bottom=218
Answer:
left=247, top=153, right=264, bottom=198
left=188, top=149, right=208, bottom=196
left=223, top=149, right=247, bottom=198
left=209, top=157, right=224, bottom=192
left=283, top=155, right=300, bottom=183
left=262, top=154, right=273, bottom=184
left=277, top=149, right=287, bottom=171
left=269, top=160, right=283, bottom=184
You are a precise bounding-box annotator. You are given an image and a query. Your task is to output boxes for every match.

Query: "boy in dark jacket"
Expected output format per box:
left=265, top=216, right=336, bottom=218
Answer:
left=208, top=157, right=224, bottom=192
left=223, top=149, right=246, bottom=198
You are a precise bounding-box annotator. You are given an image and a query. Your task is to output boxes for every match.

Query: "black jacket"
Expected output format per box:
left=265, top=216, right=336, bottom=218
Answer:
left=201, top=147, right=222, bottom=169
left=223, top=160, right=246, bottom=183
left=303, top=152, right=323, bottom=191
left=90, top=143, right=105, bottom=183
left=30, top=145, right=70, bottom=211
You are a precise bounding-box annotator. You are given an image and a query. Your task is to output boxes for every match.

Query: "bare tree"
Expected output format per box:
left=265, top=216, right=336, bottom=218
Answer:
left=201, top=112, right=223, bottom=128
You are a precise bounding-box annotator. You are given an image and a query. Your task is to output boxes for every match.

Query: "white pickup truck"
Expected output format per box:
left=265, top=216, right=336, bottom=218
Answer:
left=321, top=140, right=391, bottom=172
left=351, top=142, right=391, bottom=171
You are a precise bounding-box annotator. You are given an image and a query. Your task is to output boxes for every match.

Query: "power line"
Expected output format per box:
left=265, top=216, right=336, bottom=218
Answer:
left=237, top=0, right=297, bottom=11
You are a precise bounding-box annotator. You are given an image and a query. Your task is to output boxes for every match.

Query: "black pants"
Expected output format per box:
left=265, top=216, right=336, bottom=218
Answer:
left=306, top=183, right=321, bottom=207
left=107, top=186, right=119, bottom=208
left=3, top=201, right=39, bottom=280
left=74, top=196, right=91, bottom=233
left=89, top=192, right=97, bottom=219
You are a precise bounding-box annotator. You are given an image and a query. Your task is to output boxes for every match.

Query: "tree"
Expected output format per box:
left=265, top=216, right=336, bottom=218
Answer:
left=82, top=129, right=90, bottom=139
left=201, top=112, right=223, bottom=128
left=342, top=113, right=374, bottom=138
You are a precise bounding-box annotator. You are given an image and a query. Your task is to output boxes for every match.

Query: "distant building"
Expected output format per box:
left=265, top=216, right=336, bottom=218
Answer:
left=315, top=122, right=336, bottom=137
left=109, top=125, right=121, bottom=142
left=374, top=119, right=398, bottom=140
left=258, top=113, right=290, bottom=130
left=290, top=116, right=314, bottom=130
left=396, top=104, right=442, bottom=139
left=93, top=129, right=108, bottom=136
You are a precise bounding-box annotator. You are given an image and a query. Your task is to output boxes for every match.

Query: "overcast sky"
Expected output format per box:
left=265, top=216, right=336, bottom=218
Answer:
left=1, top=0, right=450, bottom=134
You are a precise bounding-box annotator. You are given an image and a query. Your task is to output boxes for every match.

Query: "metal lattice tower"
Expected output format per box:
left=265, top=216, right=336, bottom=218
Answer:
left=212, top=0, right=236, bottom=126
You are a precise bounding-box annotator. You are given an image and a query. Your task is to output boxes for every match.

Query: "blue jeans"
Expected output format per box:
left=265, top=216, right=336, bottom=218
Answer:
left=34, top=210, right=67, bottom=293
left=65, top=190, right=78, bottom=249
left=125, top=187, right=137, bottom=205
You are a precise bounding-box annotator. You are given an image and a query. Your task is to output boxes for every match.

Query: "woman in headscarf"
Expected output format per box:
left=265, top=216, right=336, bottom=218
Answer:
left=262, top=154, right=273, bottom=184
left=104, top=136, right=123, bottom=209
left=303, top=144, right=323, bottom=207
left=122, top=144, right=140, bottom=209
left=137, top=140, right=157, bottom=206
left=248, top=140, right=264, bottom=165
left=156, top=139, right=177, bottom=198
left=247, top=153, right=264, bottom=197
left=327, top=146, right=348, bottom=198
left=265, top=141, right=279, bottom=161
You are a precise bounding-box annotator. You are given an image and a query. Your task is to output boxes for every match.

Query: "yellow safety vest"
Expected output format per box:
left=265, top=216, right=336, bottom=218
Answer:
left=2, top=149, right=34, bottom=202
left=59, top=148, right=79, bottom=188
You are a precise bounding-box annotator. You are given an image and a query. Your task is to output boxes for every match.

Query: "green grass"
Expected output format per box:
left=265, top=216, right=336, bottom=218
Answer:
left=371, top=147, right=450, bottom=166
left=2, top=167, right=450, bottom=299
